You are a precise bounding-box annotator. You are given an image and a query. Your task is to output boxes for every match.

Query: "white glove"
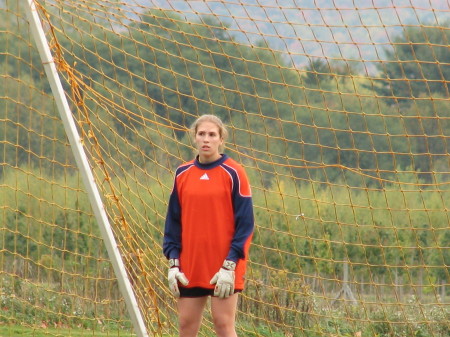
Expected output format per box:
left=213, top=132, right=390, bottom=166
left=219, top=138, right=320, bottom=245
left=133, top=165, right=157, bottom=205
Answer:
left=210, top=260, right=236, bottom=298
left=167, top=259, right=189, bottom=297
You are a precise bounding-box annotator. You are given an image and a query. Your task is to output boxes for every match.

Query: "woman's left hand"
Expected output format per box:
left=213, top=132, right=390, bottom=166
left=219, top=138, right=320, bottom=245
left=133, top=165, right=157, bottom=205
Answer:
left=210, top=260, right=236, bottom=298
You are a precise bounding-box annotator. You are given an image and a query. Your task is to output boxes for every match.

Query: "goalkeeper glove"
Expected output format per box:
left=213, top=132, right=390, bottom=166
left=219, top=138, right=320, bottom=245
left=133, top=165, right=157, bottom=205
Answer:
left=167, top=258, right=189, bottom=297
left=210, top=260, right=236, bottom=298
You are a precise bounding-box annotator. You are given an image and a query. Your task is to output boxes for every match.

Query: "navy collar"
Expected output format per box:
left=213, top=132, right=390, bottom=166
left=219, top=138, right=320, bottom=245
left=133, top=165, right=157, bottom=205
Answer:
left=194, top=154, right=228, bottom=169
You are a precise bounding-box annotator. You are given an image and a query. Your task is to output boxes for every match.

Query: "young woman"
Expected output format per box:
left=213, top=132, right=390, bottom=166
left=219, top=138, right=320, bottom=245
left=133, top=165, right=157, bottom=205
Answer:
left=163, top=114, right=254, bottom=337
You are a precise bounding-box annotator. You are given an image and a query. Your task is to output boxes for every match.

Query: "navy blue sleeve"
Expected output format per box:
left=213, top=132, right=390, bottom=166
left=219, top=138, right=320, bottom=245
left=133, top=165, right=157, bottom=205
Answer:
left=226, top=171, right=254, bottom=262
left=162, top=180, right=182, bottom=259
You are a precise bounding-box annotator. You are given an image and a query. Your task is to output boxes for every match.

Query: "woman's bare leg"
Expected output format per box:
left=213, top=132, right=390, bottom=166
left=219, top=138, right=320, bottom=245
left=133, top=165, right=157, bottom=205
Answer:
left=210, top=293, right=239, bottom=337
left=177, top=297, right=208, bottom=337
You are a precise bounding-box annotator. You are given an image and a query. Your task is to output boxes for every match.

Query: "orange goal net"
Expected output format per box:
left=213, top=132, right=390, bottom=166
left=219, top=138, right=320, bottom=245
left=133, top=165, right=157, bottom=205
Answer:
left=1, top=0, right=449, bottom=336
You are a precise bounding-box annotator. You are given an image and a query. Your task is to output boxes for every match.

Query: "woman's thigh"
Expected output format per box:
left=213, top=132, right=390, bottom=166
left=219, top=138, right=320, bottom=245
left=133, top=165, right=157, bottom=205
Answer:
left=177, top=296, right=208, bottom=326
left=210, top=293, right=239, bottom=326
left=177, top=296, right=208, bottom=320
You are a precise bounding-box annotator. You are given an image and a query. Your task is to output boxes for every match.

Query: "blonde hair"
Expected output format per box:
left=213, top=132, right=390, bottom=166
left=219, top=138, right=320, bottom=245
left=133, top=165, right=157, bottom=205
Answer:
left=189, top=114, right=228, bottom=153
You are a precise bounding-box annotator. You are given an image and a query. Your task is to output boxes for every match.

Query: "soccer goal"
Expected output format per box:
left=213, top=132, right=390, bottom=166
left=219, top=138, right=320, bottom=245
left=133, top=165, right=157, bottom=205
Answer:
left=1, top=1, right=449, bottom=336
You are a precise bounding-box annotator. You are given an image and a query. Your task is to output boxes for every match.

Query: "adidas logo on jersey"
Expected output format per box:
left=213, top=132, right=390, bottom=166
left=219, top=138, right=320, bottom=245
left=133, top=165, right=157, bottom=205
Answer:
left=200, top=173, right=209, bottom=180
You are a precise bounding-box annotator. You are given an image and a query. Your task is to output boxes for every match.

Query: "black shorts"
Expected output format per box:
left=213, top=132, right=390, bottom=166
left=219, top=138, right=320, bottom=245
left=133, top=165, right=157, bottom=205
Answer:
left=179, top=287, right=242, bottom=298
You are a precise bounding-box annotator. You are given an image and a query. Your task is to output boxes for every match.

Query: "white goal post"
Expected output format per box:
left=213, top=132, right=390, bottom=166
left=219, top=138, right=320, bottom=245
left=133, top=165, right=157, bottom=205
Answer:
left=21, top=1, right=149, bottom=336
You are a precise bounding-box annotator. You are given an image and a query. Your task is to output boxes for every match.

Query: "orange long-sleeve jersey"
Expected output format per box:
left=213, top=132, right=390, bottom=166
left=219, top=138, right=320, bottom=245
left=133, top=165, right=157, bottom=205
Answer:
left=163, top=154, right=254, bottom=290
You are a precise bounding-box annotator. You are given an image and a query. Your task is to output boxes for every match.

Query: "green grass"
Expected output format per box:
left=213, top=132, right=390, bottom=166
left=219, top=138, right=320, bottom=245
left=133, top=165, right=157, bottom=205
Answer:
left=0, top=325, right=135, bottom=337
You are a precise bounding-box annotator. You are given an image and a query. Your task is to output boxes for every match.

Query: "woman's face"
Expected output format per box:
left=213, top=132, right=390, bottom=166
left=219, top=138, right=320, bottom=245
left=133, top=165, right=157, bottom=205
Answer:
left=195, top=121, right=223, bottom=163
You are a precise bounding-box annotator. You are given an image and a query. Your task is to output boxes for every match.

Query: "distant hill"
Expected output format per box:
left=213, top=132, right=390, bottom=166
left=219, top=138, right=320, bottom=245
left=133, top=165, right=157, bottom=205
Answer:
left=128, top=0, right=449, bottom=74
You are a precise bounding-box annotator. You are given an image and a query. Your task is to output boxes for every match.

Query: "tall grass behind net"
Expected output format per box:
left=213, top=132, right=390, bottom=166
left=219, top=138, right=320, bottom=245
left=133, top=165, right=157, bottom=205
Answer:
left=1, top=0, right=449, bottom=336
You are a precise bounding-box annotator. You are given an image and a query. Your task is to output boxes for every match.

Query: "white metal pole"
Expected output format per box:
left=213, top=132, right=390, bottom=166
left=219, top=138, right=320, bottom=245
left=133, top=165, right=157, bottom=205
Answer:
left=22, top=1, right=149, bottom=336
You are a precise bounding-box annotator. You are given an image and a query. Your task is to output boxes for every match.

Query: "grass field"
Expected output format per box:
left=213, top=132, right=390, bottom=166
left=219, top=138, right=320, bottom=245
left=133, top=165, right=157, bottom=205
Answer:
left=0, top=325, right=136, bottom=337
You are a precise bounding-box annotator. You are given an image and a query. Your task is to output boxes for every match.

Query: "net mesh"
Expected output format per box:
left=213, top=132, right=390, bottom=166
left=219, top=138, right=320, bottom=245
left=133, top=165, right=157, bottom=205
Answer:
left=1, top=0, right=449, bottom=336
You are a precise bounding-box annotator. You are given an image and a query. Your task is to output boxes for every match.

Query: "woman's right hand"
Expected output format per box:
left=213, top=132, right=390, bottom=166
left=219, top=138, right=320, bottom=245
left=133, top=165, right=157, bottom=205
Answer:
left=167, top=259, right=189, bottom=297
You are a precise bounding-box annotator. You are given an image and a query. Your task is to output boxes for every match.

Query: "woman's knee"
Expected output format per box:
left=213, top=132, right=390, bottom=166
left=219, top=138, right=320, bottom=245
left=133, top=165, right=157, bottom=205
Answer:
left=212, top=311, right=232, bottom=328
left=212, top=317, right=235, bottom=337
left=211, top=296, right=238, bottom=337
left=179, top=315, right=200, bottom=333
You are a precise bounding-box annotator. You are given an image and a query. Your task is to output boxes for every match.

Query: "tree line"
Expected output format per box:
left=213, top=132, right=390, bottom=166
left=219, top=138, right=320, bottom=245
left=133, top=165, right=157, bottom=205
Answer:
left=1, top=9, right=449, bottom=183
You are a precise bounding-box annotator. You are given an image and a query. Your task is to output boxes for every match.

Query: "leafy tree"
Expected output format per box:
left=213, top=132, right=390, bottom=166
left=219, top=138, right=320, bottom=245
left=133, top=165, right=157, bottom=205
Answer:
left=0, top=72, right=69, bottom=175
left=375, top=23, right=450, bottom=101
left=3, top=208, right=39, bottom=259
left=303, top=58, right=334, bottom=88
left=398, top=97, right=450, bottom=180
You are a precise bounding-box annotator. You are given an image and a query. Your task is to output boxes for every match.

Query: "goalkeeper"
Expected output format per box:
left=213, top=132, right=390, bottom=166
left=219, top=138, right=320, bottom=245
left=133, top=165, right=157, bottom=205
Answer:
left=163, top=114, right=254, bottom=337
